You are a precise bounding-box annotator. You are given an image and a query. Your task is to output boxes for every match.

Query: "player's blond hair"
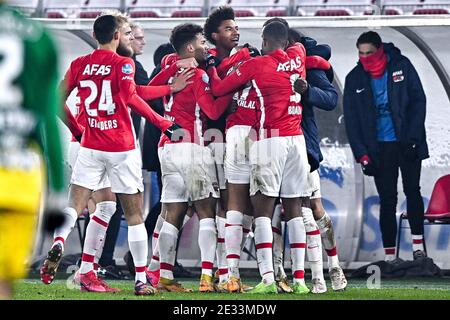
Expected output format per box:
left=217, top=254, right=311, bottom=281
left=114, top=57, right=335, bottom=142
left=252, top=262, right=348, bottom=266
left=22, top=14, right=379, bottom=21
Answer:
left=100, top=10, right=131, bottom=28
left=130, top=22, right=143, bottom=32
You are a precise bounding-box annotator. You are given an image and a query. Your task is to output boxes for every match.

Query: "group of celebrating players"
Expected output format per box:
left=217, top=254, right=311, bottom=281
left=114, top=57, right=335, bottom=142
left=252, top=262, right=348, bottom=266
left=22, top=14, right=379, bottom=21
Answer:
left=39, top=6, right=348, bottom=296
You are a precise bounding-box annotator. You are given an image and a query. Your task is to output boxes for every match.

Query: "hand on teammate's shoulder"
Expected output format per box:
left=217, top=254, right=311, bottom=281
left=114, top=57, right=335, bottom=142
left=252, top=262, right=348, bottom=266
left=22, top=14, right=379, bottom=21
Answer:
left=171, top=68, right=195, bottom=93
left=243, top=43, right=261, bottom=57
left=206, top=54, right=221, bottom=69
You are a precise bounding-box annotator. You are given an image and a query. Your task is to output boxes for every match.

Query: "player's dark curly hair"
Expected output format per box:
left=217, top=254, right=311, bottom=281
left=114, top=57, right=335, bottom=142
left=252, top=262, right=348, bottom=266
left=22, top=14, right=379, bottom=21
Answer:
left=153, top=43, right=175, bottom=66
left=263, top=17, right=305, bottom=45
left=94, top=15, right=119, bottom=45
left=170, top=23, right=203, bottom=53
left=203, top=6, right=235, bottom=45
left=263, top=17, right=289, bottom=28
left=262, top=21, right=288, bottom=48
left=356, top=31, right=382, bottom=48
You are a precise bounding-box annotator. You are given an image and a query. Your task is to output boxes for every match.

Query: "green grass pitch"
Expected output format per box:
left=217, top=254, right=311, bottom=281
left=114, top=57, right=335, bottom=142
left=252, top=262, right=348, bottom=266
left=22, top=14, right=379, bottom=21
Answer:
left=13, top=277, right=450, bottom=300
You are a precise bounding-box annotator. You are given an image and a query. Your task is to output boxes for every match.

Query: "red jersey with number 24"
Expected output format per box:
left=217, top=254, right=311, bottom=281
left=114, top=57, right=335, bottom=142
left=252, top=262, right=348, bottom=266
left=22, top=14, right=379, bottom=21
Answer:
left=63, top=49, right=172, bottom=152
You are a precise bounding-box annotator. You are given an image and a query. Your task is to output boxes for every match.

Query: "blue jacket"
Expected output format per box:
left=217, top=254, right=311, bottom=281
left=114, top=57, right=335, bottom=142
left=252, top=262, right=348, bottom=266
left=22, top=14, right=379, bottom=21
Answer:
left=343, top=42, right=429, bottom=166
left=303, top=37, right=331, bottom=60
left=302, top=69, right=338, bottom=171
left=301, top=38, right=338, bottom=171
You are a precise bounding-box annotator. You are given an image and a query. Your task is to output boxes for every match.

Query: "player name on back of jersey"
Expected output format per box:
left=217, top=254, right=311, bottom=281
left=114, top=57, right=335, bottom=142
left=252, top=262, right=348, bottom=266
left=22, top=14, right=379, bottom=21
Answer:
left=82, top=64, right=111, bottom=76
left=87, top=118, right=118, bottom=131
left=237, top=98, right=255, bottom=109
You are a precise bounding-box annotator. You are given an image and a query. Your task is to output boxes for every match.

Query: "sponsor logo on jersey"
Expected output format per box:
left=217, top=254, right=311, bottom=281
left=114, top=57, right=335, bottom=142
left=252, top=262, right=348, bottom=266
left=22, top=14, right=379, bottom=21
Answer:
left=122, top=63, right=133, bottom=74
left=122, top=76, right=133, bottom=81
left=82, top=64, right=111, bottom=76
left=277, top=56, right=302, bottom=72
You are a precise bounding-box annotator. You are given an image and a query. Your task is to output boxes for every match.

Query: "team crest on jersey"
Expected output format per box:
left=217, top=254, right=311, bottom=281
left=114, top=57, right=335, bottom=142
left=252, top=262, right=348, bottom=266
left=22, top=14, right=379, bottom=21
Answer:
left=392, top=70, right=404, bottom=82
left=122, top=63, right=134, bottom=74
left=202, top=73, right=210, bottom=84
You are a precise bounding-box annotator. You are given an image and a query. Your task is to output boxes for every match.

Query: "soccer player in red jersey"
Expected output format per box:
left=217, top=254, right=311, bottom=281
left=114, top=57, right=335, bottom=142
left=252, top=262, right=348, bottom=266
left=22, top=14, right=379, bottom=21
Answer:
left=40, top=15, right=181, bottom=295
left=149, top=23, right=232, bottom=293
left=203, top=6, right=261, bottom=293
left=52, top=12, right=194, bottom=293
left=264, top=18, right=347, bottom=294
left=206, top=21, right=311, bottom=294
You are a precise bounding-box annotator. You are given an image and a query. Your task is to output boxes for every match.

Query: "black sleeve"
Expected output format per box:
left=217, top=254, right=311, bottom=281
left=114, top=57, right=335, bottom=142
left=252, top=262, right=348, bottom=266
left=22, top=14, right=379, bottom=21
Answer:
left=405, top=61, right=427, bottom=144
left=147, top=65, right=165, bottom=116
left=132, top=59, right=152, bottom=136
left=150, top=64, right=162, bottom=80
left=134, top=59, right=150, bottom=85
left=343, top=74, right=368, bottom=160
left=304, top=69, right=338, bottom=111
left=142, top=64, right=164, bottom=169
left=306, top=43, right=331, bottom=61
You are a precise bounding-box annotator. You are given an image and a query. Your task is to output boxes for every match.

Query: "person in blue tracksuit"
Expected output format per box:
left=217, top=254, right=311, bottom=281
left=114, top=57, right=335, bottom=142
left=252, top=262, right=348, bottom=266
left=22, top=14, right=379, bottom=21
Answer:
left=343, top=31, right=428, bottom=262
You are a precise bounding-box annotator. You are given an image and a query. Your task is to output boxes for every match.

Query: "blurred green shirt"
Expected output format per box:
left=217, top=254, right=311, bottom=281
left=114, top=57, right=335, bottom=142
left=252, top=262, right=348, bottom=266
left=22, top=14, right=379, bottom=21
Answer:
left=0, top=4, right=65, bottom=192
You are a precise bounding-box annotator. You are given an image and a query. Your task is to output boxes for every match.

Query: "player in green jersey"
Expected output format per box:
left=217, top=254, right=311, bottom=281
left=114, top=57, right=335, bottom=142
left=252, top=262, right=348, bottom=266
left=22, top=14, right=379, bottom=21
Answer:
left=0, top=1, right=66, bottom=299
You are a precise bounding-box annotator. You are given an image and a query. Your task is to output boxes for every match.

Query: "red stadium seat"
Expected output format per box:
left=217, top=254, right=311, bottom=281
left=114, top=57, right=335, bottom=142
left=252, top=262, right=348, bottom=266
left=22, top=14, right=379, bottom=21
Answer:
left=424, top=175, right=450, bottom=222
left=129, top=10, right=160, bottom=18
left=79, top=11, right=101, bottom=18
left=46, top=11, right=65, bottom=18
left=383, top=8, right=402, bottom=15
left=314, top=9, right=352, bottom=16
left=234, top=9, right=255, bottom=17
left=413, top=8, right=449, bottom=15
left=171, top=10, right=202, bottom=17
left=266, top=9, right=287, bottom=16
left=396, top=174, right=450, bottom=258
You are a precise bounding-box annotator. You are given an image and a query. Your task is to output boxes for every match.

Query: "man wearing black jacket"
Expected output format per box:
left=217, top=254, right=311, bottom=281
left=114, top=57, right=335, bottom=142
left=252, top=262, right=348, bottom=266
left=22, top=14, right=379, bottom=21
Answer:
left=343, top=31, right=428, bottom=262
left=130, top=23, right=148, bottom=135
